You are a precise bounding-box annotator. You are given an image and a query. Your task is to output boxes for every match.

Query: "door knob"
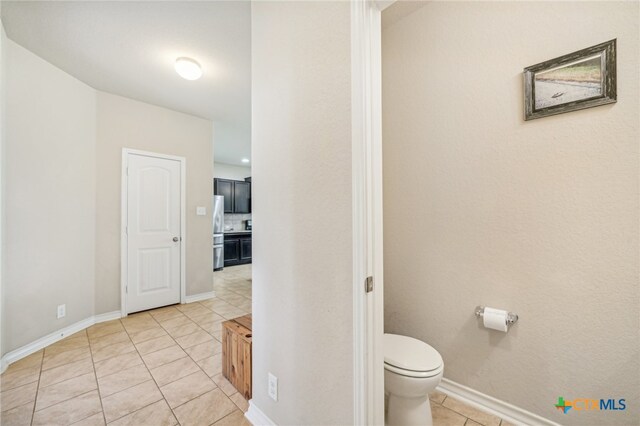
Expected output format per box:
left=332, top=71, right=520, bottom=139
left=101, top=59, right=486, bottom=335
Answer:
left=173, top=237, right=180, bottom=242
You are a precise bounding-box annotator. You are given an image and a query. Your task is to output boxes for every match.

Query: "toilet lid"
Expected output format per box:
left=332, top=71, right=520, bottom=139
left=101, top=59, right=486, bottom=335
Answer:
left=384, top=333, right=443, bottom=372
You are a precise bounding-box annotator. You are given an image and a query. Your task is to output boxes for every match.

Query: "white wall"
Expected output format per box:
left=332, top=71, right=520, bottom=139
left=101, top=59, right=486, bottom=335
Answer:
left=382, top=2, right=639, bottom=425
left=214, top=162, right=251, bottom=181
left=96, top=92, right=214, bottom=314
left=251, top=2, right=354, bottom=424
left=3, top=39, right=96, bottom=352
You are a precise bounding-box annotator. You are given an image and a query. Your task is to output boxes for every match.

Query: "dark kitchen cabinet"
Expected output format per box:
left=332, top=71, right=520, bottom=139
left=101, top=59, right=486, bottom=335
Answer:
left=240, top=238, right=252, bottom=262
left=234, top=182, right=251, bottom=214
left=224, top=233, right=252, bottom=266
left=214, top=179, right=234, bottom=213
left=214, top=178, right=251, bottom=214
left=224, top=239, right=241, bottom=266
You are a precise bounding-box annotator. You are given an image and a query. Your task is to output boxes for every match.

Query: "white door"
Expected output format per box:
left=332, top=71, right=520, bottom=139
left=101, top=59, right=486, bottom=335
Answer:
left=125, top=152, right=182, bottom=314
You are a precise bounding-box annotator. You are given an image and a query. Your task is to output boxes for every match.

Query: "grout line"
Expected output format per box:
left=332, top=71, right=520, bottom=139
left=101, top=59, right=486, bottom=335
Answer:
left=98, top=377, right=153, bottom=399
left=167, top=375, right=219, bottom=411
left=36, top=366, right=96, bottom=392
left=40, top=352, right=93, bottom=374
left=18, top=281, right=248, bottom=426
left=34, top=389, right=100, bottom=424
left=442, top=401, right=492, bottom=426
left=98, top=380, right=164, bottom=424
left=90, top=346, right=137, bottom=365
left=29, top=351, right=44, bottom=426
left=61, top=391, right=105, bottom=424
left=136, top=341, right=182, bottom=358
left=126, top=331, right=170, bottom=346
left=88, top=334, right=109, bottom=426
left=36, top=382, right=96, bottom=412
left=87, top=323, right=128, bottom=341
left=155, top=361, right=210, bottom=389
left=435, top=393, right=499, bottom=426
left=0, top=359, right=40, bottom=377
left=212, top=409, right=241, bottom=425
left=95, top=362, right=150, bottom=390
left=0, top=368, right=41, bottom=393
left=89, top=339, right=131, bottom=354
left=432, top=396, right=475, bottom=426
left=119, top=310, right=223, bottom=424
left=153, top=310, right=228, bottom=421
left=92, top=320, right=164, bottom=422
left=117, top=316, right=182, bottom=424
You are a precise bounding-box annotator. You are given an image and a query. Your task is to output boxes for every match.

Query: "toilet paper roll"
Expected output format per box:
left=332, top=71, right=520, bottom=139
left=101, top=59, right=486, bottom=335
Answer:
left=483, top=307, right=508, bottom=332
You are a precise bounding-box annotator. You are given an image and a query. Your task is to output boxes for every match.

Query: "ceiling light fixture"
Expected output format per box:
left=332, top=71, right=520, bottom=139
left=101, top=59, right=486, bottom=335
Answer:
left=175, top=57, right=202, bottom=80
left=241, top=158, right=250, bottom=163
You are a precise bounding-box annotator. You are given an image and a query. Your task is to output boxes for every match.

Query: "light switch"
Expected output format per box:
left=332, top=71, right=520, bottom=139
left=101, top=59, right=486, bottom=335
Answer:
left=196, top=206, right=206, bottom=216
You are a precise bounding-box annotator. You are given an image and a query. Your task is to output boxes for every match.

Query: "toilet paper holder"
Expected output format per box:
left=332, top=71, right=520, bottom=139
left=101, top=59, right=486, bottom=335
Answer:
left=475, top=306, right=519, bottom=325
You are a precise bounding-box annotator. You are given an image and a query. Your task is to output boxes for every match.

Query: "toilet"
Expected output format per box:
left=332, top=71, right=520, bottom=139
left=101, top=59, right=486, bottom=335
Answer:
left=384, top=333, right=444, bottom=426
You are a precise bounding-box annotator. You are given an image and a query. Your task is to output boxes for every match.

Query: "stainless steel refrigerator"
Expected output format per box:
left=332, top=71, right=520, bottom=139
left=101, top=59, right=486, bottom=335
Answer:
left=213, top=195, right=224, bottom=270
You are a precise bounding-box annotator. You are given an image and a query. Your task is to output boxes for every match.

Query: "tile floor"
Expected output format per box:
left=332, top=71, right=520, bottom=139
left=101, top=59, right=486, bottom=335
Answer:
left=428, top=391, right=517, bottom=426
left=2, top=263, right=515, bottom=426
left=0, top=265, right=253, bottom=426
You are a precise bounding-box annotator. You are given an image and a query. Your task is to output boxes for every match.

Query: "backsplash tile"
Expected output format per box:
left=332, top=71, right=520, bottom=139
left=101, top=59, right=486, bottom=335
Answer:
left=224, top=214, right=251, bottom=231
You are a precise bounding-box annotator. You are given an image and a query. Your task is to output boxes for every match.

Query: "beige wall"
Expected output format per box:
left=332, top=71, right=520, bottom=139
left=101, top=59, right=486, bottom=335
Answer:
left=382, top=2, right=639, bottom=425
left=1, top=18, right=6, bottom=360
left=3, top=39, right=96, bottom=352
left=251, top=1, right=353, bottom=424
left=1, top=39, right=214, bottom=354
left=213, top=162, right=251, bottom=181
left=96, top=92, right=214, bottom=314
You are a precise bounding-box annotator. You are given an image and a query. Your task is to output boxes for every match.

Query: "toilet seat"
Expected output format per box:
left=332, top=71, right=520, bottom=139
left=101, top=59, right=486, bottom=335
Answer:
left=384, top=361, right=443, bottom=378
left=384, top=333, right=443, bottom=378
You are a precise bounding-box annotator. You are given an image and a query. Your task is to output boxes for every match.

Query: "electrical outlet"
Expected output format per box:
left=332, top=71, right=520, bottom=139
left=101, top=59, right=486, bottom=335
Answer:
left=268, top=373, right=278, bottom=401
left=57, top=304, right=66, bottom=319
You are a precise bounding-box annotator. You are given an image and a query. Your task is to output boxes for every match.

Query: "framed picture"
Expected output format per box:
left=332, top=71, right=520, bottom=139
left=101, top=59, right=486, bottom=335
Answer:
left=524, top=39, right=616, bottom=120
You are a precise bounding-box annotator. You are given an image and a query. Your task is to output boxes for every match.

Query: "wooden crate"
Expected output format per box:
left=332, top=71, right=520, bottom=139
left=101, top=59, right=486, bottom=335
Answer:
left=222, top=314, right=252, bottom=399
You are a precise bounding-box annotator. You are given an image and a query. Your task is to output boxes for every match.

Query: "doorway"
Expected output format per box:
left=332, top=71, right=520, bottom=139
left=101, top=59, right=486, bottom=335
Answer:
left=121, top=148, right=186, bottom=315
left=211, top=165, right=253, bottom=318
left=351, top=1, right=390, bottom=424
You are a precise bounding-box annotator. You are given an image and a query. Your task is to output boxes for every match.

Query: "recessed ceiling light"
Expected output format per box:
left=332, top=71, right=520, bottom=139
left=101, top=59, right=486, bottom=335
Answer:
left=241, top=158, right=250, bottom=163
left=175, top=57, right=202, bottom=80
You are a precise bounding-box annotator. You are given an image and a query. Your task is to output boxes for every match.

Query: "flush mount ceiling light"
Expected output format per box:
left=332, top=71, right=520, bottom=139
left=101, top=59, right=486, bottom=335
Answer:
left=175, top=57, right=202, bottom=80
left=241, top=158, right=250, bottom=163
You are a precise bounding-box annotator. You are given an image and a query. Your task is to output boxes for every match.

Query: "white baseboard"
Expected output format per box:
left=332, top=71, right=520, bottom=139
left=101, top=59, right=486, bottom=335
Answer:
left=245, top=401, right=276, bottom=426
left=94, top=310, right=124, bottom=323
left=185, top=291, right=215, bottom=303
left=437, top=378, right=561, bottom=426
left=0, top=310, right=121, bottom=374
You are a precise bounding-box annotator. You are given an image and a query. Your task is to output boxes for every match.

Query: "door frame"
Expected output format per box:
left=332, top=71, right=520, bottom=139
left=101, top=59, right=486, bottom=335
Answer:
left=351, top=1, right=392, bottom=424
left=120, top=148, right=187, bottom=317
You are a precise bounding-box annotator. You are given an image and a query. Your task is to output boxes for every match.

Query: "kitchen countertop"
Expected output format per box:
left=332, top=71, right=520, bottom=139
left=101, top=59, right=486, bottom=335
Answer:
left=224, top=230, right=252, bottom=235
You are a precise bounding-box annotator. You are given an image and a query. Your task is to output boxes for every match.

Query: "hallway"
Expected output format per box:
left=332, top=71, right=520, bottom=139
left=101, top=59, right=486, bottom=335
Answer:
left=0, top=277, right=252, bottom=426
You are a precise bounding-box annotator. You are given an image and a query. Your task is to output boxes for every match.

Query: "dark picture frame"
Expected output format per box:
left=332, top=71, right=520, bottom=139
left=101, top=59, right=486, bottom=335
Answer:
left=524, top=39, right=616, bottom=121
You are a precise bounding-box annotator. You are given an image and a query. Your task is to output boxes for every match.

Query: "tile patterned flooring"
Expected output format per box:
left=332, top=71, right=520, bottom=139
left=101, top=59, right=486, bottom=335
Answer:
left=0, top=265, right=253, bottom=426
left=2, top=262, right=516, bottom=426
left=428, top=391, right=517, bottom=426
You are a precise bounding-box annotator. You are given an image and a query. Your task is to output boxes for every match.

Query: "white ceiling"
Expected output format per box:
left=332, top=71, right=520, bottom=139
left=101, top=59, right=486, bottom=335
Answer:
left=1, top=1, right=251, bottom=166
